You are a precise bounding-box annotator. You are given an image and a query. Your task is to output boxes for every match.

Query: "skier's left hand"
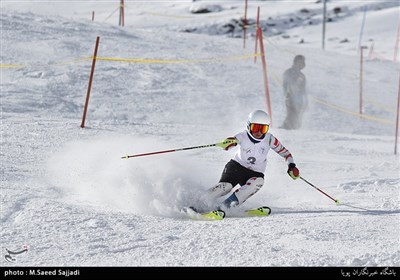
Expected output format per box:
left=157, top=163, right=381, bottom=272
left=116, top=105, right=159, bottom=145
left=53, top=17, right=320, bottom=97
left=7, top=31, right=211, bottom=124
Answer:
left=287, top=163, right=300, bottom=179
left=217, top=137, right=238, bottom=150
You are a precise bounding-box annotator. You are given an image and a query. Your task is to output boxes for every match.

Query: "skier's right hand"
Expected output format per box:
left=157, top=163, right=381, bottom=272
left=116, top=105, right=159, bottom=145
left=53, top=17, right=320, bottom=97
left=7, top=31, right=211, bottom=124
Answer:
left=218, top=137, right=238, bottom=150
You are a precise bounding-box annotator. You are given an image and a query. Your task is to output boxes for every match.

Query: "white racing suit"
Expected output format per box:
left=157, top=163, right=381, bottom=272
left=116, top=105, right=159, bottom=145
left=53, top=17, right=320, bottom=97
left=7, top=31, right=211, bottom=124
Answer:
left=207, top=131, right=294, bottom=208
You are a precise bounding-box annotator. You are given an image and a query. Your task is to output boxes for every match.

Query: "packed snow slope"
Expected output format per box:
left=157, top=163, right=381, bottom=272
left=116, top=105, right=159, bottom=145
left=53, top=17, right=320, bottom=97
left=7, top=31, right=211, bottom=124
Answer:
left=1, top=0, right=399, bottom=267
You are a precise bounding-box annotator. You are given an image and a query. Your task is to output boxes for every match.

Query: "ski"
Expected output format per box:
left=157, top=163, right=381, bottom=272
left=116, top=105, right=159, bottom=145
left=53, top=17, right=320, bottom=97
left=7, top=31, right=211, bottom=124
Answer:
left=244, top=206, right=271, bottom=217
left=182, top=206, right=225, bottom=221
left=182, top=206, right=271, bottom=220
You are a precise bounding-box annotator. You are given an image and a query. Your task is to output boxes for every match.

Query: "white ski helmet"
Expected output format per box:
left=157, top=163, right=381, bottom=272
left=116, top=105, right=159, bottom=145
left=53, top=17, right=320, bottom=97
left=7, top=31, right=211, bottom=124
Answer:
left=247, top=110, right=270, bottom=140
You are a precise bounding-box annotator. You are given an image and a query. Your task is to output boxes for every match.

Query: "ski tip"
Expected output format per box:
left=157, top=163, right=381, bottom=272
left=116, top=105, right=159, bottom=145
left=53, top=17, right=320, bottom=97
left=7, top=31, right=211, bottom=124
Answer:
left=182, top=207, right=225, bottom=221
left=245, top=206, right=271, bottom=217
left=202, top=210, right=225, bottom=220
left=215, top=210, right=226, bottom=219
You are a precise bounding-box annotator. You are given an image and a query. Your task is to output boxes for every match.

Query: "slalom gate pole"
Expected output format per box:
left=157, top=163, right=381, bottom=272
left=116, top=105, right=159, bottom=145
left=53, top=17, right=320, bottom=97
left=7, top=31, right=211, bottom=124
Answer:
left=300, top=176, right=340, bottom=205
left=81, top=36, right=100, bottom=128
left=122, top=142, right=222, bottom=159
left=254, top=7, right=260, bottom=63
left=395, top=71, right=400, bottom=155
left=257, top=28, right=273, bottom=126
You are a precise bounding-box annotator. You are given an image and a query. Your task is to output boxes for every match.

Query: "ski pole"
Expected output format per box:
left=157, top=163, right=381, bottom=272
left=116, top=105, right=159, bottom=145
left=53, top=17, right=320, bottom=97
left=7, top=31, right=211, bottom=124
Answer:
left=121, top=139, right=235, bottom=159
left=300, top=176, right=340, bottom=205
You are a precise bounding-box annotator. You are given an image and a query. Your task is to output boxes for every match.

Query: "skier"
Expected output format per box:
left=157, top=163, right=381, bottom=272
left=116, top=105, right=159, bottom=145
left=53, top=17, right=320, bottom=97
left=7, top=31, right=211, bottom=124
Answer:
left=207, top=109, right=300, bottom=211
left=280, top=54, right=308, bottom=130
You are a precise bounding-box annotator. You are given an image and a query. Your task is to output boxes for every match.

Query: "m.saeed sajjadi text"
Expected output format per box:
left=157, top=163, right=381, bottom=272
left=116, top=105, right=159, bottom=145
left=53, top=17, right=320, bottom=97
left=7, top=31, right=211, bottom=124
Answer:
left=4, top=268, right=80, bottom=277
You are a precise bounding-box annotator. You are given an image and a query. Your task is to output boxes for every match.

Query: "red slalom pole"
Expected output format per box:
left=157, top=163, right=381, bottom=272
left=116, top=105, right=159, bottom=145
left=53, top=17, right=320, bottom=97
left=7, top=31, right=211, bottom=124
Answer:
left=300, top=176, right=340, bottom=204
left=254, top=6, right=260, bottom=63
left=81, top=36, right=100, bottom=128
left=257, top=28, right=272, bottom=126
left=394, top=71, right=400, bottom=155
left=121, top=0, right=125, bottom=27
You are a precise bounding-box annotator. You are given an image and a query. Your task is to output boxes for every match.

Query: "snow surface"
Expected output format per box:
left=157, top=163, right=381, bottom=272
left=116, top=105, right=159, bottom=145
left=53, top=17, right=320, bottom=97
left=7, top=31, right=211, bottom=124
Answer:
left=1, top=0, right=399, bottom=269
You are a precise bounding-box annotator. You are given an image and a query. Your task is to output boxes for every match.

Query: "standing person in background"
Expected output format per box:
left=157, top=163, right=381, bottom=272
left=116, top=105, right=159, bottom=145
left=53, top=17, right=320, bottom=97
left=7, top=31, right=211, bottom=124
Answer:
left=280, top=54, right=308, bottom=130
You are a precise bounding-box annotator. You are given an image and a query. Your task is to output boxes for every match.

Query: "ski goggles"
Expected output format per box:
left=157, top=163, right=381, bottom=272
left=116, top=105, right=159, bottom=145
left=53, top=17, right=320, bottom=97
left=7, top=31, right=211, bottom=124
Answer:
left=250, top=123, right=269, bottom=134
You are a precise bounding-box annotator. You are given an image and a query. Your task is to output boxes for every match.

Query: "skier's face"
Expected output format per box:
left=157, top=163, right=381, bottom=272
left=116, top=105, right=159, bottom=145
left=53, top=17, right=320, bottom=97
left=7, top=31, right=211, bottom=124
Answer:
left=252, top=130, right=264, bottom=139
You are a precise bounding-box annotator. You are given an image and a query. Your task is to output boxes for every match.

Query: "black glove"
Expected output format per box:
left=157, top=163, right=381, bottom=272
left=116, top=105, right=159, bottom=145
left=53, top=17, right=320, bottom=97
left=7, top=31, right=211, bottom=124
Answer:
left=287, top=163, right=300, bottom=180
